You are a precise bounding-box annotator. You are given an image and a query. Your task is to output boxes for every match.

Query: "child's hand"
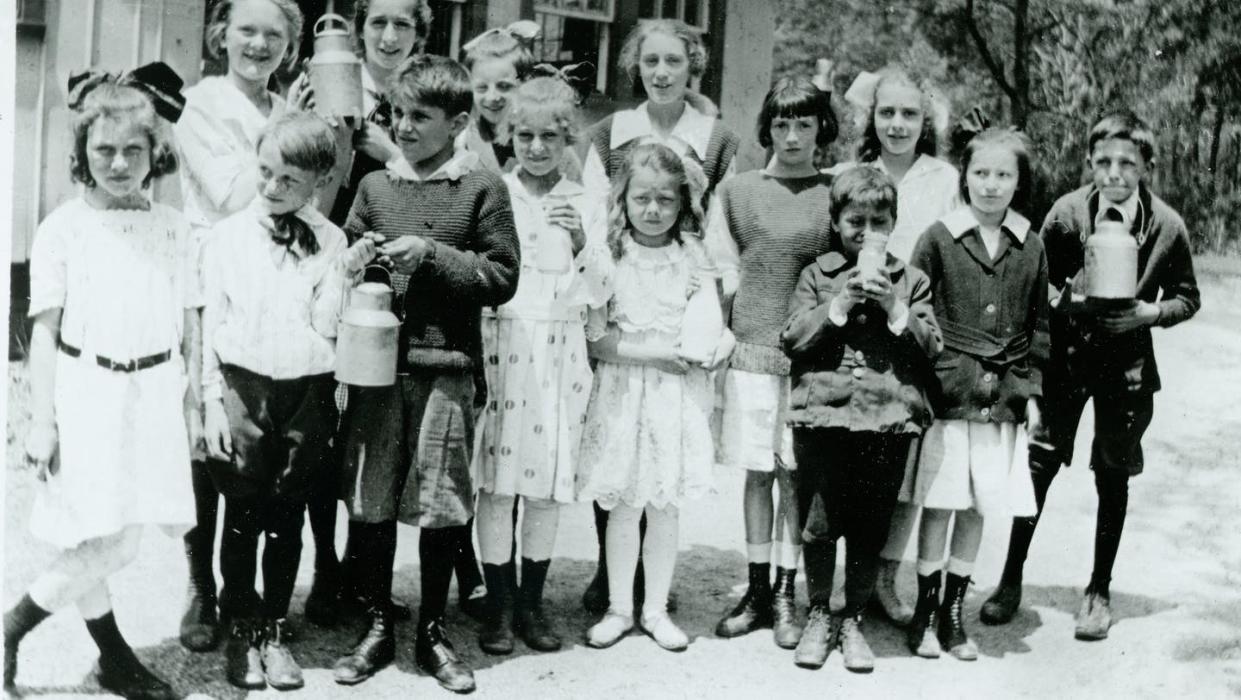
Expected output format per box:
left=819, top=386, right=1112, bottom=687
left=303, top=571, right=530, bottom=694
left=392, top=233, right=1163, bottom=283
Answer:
left=1052, top=277, right=1086, bottom=312
left=184, top=400, right=205, bottom=457
left=355, top=122, right=402, bottom=164
left=1097, top=300, right=1160, bottom=334
left=651, top=345, right=691, bottom=375
left=860, top=271, right=896, bottom=314
left=377, top=236, right=429, bottom=273
left=287, top=70, right=315, bottom=112
left=703, top=327, right=736, bottom=371
left=686, top=270, right=703, bottom=299
left=341, top=238, right=378, bottom=278
left=23, top=420, right=58, bottom=481
left=204, top=400, right=234, bottom=462
left=1026, top=396, right=1055, bottom=451
left=545, top=202, right=586, bottom=255
left=835, top=269, right=869, bottom=314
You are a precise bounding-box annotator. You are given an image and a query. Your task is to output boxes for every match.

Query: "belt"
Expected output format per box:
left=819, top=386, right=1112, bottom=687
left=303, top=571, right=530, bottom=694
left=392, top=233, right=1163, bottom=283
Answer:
left=939, top=319, right=1030, bottom=364
left=58, top=339, right=172, bottom=373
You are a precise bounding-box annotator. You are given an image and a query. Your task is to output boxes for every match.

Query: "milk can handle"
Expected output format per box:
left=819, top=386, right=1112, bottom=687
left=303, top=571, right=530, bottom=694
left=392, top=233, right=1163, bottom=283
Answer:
left=364, top=263, right=393, bottom=287
left=315, top=13, right=350, bottom=36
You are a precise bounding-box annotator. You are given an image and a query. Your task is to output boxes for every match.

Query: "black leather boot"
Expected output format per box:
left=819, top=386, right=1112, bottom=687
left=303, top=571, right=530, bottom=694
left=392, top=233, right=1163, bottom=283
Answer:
left=4, top=594, right=51, bottom=691
left=478, top=562, right=515, bottom=655
left=416, top=618, right=476, bottom=694
left=85, top=612, right=177, bottom=700
left=938, top=573, right=978, bottom=660
left=907, top=572, right=941, bottom=658
left=715, top=562, right=773, bottom=638
left=582, top=503, right=610, bottom=614
left=179, top=539, right=219, bottom=652
left=772, top=566, right=803, bottom=649
left=980, top=578, right=1023, bottom=625
left=515, top=558, right=561, bottom=652
left=332, top=605, right=396, bottom=685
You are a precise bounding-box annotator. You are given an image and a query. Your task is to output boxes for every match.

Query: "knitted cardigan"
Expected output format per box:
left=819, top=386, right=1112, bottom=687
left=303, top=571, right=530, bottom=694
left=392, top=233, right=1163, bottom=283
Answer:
left=588, top=113, right=740, bottom=204
left=343, top=169, right=520, bottom=372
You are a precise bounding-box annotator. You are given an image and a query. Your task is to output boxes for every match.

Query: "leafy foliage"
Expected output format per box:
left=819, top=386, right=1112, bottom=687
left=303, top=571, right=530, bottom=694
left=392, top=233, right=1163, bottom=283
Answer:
left=775, top=0, right=1241, bottom=252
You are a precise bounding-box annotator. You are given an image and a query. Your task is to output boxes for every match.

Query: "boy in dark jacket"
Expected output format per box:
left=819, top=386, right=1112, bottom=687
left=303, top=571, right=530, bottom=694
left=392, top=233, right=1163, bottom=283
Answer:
left=981, top=111, right=1200, bottom=640
left=781, top=166, right=941, bottom=672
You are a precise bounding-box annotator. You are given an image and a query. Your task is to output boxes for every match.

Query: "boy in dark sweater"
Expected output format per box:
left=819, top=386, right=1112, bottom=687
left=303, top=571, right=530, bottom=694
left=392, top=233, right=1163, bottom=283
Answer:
left=331, top=54, right=519, bottom=693
left=981, top=112, right=1200, bottom=640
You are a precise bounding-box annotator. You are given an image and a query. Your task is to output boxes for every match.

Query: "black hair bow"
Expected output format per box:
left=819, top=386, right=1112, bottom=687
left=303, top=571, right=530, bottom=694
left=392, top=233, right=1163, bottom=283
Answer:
left=950, top=106, right=991, bottom=155
left=66, top=61, right=186, bottom=123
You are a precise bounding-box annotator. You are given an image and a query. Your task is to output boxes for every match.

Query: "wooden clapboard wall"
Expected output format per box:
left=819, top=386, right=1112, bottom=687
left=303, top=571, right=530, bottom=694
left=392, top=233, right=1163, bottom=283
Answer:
left=12, top=0, right=205, bottom=263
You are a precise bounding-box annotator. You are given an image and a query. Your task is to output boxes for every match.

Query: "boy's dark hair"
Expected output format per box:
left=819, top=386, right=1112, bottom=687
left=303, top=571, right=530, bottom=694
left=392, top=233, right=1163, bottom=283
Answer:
left=829, top=165, right=897, bottom=222
left=388, top=54, right=473, bottom=117
left=757, top=76, right=838, bottom=149
left=958, top=128, right=1034, bottom=214
left=1088, top=111, right=1156, bottom=164
left=255, top=111, right=337, bottom=175
left=70, top=82, right=178, bottom=188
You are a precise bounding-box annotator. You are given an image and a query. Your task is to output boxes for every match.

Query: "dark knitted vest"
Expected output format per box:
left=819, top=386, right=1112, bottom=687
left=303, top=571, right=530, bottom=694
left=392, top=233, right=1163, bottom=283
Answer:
left=723, top=171, right=834, bottom=375
left=589, top=113, right=740, bottom=210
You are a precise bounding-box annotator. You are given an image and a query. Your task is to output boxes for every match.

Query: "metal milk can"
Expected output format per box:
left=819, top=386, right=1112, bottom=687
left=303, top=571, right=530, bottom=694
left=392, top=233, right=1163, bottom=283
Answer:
left=1084, top=220, right=1138, bottom=301
left=308, top=13, right=364, bottom=121
left=335, top=281, right=399, bottom=386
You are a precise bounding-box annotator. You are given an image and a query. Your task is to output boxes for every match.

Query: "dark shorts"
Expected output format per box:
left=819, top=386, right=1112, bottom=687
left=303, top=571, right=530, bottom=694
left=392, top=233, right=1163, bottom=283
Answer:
left=1035, top=375, right=1155, bottom=476
left=793, top=428, right=910, bottom=545
left=209, top=365, right=339, bottom=501
left=339, top=370, right=476, bottom=528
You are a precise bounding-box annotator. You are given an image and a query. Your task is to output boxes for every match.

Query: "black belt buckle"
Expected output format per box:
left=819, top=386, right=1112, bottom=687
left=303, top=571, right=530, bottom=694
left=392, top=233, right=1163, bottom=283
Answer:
left=58, top=339, right=170, bottom=372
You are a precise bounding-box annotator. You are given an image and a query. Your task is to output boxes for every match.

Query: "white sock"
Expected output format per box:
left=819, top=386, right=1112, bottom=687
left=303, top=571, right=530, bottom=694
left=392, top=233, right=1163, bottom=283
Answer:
left=916, top=559, right=944, bottom=577
left=746, top=541, right=772, bottom=564
left=778, top=540, right=801, bottom=571
left=519, top=497, right=560, bottom=561
left=946, top=556, right=975, bottom=577
left=640, top=504, right=679, bottom=619
left=605, top=505, right=642, bottom=616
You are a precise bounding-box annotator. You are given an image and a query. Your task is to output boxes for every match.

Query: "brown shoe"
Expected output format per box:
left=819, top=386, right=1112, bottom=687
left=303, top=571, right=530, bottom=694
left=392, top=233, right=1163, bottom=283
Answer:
left=1074, top=591, right=1112, bottom=641
left=793, top=606, right=833, bottom=669
left=260, top=619, right=303, bottom=690
left=224, top=619, right=265, bottom=690
left=838, top=615, right=875, bottom=673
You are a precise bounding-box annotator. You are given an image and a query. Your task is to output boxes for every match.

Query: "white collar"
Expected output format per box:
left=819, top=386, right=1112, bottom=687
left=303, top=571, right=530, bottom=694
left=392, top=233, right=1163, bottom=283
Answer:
left=247, top=196, right=326, bottom=227
left=610, top=102, right=714, bottom=161
left=502, top=170, right=585, bottom=202
left=942, top=206, right=1030, bottom=243
left=386, top=148, right=479, bottom=182
left=1096, top=190, right=1139, bottom=227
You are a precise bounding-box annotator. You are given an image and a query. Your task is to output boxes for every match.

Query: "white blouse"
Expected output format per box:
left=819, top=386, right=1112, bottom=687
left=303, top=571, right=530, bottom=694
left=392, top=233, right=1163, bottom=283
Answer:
left=201, top=198, right=349, bottom=400
left=175, top=76, right=287, bottom=229
left=488, top=171, right=613, bottom=323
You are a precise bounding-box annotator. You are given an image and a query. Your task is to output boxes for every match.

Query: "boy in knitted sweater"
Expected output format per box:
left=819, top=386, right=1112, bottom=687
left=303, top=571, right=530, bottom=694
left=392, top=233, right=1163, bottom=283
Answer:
left=980, top=111, right=1200, bottom=641
left=331, top=55, right=519, bottom=694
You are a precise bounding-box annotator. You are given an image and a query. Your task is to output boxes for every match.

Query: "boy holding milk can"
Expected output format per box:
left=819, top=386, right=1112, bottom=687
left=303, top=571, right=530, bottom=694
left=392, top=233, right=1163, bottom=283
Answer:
left=980, top=111, right=1200, bottom=641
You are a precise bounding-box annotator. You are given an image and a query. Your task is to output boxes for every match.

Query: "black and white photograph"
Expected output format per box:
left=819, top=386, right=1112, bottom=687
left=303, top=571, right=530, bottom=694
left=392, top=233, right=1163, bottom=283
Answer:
left=2, top=0, right=1239, bottom=697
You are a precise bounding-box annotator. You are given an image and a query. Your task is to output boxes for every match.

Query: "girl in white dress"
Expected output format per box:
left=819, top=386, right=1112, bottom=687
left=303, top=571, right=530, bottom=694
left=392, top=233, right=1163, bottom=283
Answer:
left=4, top=68, right=196, bottom=700
left=473, top=77, right=613, bottom=655
left=829, top=67, right=961, bottom=624
left=579, top=143, right=732, bottom=652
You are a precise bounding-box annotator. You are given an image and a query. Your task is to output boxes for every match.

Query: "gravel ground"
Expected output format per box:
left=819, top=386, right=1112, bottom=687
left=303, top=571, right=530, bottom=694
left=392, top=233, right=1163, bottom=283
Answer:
left=4, top=266, right=1241, bottom=699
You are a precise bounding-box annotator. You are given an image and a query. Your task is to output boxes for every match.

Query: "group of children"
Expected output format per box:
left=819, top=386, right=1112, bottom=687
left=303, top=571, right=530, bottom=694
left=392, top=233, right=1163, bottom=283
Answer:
left=3, top=0, right=1201, bottom=697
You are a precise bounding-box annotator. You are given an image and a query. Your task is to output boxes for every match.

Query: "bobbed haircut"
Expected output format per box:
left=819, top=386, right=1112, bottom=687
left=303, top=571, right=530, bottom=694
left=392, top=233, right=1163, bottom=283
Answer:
left=353, top=0, right=433, bottom=57
left=1088, top=110, right=1156, bottom=164
left=618, top=19, right=708, bottom=86
left=506, top=76, right=581, bottom=145
left=829, top=165, right=898, bottom=223
left=255, top=110, right=338, bottom=175
left=387, top=54, right=474, bottom=117
left=607, top=142, right=706, bottom=260
left=204, top=0, right=305, bottom=71
left=857, top=67, right=939, bottom=163
left=757, top=76, right=838, bottom=149
left=70, top=83, right=178, bottom=188
left=461, top=27, right=536, bottom=80
left=958, top=128, right=1034, bottom=214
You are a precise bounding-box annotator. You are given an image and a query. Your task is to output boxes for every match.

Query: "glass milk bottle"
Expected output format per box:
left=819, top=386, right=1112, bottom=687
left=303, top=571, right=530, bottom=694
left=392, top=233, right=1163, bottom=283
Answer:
left=535, top=193, right=573, bottom=275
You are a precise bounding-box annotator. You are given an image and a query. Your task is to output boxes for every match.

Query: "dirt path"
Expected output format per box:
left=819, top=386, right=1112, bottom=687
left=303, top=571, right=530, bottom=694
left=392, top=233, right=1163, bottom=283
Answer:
left=5, top=268, right=1241, bottom=699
